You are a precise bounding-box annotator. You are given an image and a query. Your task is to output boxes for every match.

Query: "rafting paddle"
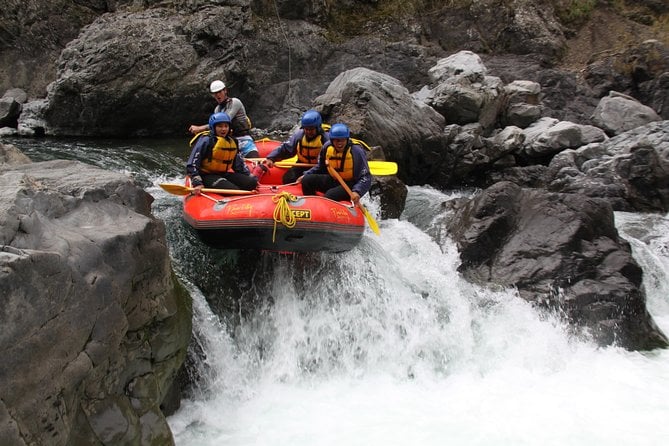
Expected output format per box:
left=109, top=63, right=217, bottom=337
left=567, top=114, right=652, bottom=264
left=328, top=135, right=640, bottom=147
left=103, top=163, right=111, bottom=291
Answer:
left=325, top=164, right=380, bottom=235
left=276, top=160, right=398, bottom=176
left=159, top=183, right=257, bottom=196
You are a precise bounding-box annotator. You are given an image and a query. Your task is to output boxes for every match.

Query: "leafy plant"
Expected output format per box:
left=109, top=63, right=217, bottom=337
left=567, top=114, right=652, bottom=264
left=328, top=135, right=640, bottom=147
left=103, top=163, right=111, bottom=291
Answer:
left=555, top=0, right=598, bottom=27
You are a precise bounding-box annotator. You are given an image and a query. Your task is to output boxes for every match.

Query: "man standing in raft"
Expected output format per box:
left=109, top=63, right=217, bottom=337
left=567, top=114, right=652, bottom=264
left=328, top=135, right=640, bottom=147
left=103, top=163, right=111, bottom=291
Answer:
left=187, top=112, right=258, bottom=193
left=299, top=123, right=371, bottom=206
left=188, top=80, right=259, bottom=158
left=263, top=110, right=330, bottom=184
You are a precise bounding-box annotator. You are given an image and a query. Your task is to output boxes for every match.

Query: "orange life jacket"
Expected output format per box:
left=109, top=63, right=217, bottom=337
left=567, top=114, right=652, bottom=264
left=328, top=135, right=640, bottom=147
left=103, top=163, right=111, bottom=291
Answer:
left=200, top=135, right=239, bottom=173
left=297, top=133, right=326, bottom=164
left=325, top=143, right=354, bottom=181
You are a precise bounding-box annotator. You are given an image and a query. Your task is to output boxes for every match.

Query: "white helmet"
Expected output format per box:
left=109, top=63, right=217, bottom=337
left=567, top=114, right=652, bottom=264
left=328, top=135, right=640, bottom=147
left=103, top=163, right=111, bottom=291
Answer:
left=209, top=80, right=226, bottom=93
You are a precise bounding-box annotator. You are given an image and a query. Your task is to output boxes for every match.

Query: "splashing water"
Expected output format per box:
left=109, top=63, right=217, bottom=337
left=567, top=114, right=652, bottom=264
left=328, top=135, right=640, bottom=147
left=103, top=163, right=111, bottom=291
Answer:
left=167, top=189, right=669, bottom=446
left=10, top=138, right=669, bottom=446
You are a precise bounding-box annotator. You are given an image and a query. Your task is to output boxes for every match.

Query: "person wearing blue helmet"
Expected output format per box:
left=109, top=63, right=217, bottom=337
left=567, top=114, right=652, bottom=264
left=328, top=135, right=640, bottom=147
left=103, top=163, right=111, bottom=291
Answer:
left=188, top=79, right=259, bottom=158
left=262, top=110, right=330, bottom=184
left=300, top=123, right=371, bottom=206
left=186, top=112, right=258, bottom=193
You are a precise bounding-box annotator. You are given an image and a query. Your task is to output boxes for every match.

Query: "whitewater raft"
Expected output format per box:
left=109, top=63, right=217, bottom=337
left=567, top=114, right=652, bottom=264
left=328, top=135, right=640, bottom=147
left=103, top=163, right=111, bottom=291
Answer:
left=181, top=139, right=366, bottom=252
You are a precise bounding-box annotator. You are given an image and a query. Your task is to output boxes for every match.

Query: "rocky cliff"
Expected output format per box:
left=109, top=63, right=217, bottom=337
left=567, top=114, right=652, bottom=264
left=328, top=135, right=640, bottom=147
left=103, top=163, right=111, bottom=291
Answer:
left=0, top=0, right=666, bottom=136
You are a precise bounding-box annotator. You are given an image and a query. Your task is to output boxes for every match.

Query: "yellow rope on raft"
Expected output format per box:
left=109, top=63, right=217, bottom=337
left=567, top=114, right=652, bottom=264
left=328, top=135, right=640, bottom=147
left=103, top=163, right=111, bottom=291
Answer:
left=272, top=191, right=298, bottom=242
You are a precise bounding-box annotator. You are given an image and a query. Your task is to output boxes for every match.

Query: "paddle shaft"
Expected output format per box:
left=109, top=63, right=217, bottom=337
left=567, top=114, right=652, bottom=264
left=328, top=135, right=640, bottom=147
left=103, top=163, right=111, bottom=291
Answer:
left=274, top=160, right=397, bottom=176
left=326, top=163, right=380, bottom=235
left=159, top=183, right=256, bottom=196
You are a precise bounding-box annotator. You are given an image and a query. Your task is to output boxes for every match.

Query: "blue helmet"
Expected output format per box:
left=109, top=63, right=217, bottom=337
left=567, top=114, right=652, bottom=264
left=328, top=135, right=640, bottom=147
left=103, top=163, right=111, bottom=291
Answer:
left=329, top=123, right=350, bottom=139
left=209, top=112, right=231, bottom=132
left=300, top=110, right=322, bottom=128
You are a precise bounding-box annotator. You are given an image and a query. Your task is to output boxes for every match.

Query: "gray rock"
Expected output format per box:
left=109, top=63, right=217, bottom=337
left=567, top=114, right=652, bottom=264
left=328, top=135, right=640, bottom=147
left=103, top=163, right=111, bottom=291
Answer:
left=522, top=118, right=608, bottom=158
left=447, top=181, right=668, bottom=350
left=502, top=80, right=543, bottom=128
left=16, top=99, right=48, bottom=136
left=428, top=50, right=488, bottom=84
left=43, top=8, right=204, bottom=136
left=2, top=87, right=28, bottom=103
left=504, top=102, right=542, bottom=128
left=424, top=54, right=505, bottom=133
left=546, top=120, right=669, bottom=212
left=592, top=91, right=662, bottom=135
left=0, top=149, right=191, bottom=445
left=0, top=96, right=21, bottom=127
left=0, top=143, right=31, bottom=165
left=370, top=175, right=408, bottom=220
left=313, top=67, right=444, bottom=186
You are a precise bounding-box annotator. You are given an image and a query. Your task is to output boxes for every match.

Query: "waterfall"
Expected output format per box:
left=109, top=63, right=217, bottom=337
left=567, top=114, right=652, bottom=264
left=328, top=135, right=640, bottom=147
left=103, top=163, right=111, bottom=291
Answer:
left=167, top=188, right=669, bottom=446
left=11, top=137, right=668, bottom=446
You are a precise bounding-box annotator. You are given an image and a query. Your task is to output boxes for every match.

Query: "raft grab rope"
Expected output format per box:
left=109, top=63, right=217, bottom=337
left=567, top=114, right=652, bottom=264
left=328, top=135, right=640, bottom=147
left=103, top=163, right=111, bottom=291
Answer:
left=272, top=191, right=299, bottom=242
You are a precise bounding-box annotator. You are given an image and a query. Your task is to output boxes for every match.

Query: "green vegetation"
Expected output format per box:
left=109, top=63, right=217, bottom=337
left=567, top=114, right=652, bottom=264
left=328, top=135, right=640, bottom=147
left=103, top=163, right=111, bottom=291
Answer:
left=320, top=0, right=668, bottom=45
left=324, top=0, right=447, bottom=38
left=654, top=15, right=669, bottom=44
left=555, top=0, right=597, bottom=27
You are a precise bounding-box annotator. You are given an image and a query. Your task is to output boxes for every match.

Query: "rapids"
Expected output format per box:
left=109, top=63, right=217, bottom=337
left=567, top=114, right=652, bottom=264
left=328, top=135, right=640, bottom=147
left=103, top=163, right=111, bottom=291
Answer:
left=8, top=137, right=669, bottom=446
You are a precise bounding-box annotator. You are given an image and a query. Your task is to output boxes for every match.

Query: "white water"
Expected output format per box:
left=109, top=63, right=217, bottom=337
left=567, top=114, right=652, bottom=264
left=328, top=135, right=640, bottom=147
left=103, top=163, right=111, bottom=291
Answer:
left=167, top=187, right=669, bottom=446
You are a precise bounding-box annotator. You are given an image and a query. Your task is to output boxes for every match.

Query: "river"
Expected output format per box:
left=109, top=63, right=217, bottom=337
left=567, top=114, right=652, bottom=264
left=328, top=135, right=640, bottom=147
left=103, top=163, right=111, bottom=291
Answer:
left=8, top=137, right=669, bottom=446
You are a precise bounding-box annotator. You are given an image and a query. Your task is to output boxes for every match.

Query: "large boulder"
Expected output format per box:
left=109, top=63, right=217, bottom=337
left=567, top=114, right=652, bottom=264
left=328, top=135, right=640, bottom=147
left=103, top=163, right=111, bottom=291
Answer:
left=0, top=93, right=22, bottom=128
left=0, top=143, right=31, bottom=164
left=43, top=7, right=206, bottom=136
left=0, top=0, right=106, bottom=98
left=426, top=56, right=504, bottom=131
left=313, top=67, right=445, bottom=186
left=447, top=181, right=668, bottom=350
left=521, top=117, right=608, bottom=161
left=546, top=120, right=669, bottom=212
left=424, top=51, right=505, bottom=133
left=591, top=91, right=662, bottom=136
left=0, top=146, right=191, bottom=445
left=501, top=80, right=543, bottom=128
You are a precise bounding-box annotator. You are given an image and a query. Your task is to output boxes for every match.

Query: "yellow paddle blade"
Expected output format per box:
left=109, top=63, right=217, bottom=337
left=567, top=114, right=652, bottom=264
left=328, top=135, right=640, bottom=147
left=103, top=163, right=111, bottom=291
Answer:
left=159, top=183, right=256, bottom=196
left=325, top=164, right=380, bottom=235
left=159, top=183, right=193, bottom=195
left=367, top=161, right=398, bottom=176
left=274, top=160, right=397, bottom=176
left=359, top=203, right=380, bottom=235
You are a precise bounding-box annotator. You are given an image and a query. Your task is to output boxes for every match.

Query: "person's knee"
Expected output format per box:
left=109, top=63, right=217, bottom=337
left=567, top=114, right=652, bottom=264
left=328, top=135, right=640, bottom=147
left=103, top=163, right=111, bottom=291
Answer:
left=324, top=190, right=338, bottom=201
left=244, top=176, right=258, bottom=190
left=325, top=187, right=348, bottom=202
left=283, top=171, right=297, bottom=184
left=301, top=176, right=315, bottom=194
left=210, top=177, right=228, bottom=188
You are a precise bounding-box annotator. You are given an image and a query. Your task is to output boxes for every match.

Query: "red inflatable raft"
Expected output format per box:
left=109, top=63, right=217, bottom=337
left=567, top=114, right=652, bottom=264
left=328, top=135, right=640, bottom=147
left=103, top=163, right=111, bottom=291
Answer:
left=180, top=139, right=366, bottom=252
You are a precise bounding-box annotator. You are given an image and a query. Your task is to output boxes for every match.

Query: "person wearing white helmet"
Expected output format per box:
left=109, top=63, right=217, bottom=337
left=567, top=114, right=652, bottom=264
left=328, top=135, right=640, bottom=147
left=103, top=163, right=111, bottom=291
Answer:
left=209, top=80, right=226, bottom=93
left=188, top=80, right=259, bottom=158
